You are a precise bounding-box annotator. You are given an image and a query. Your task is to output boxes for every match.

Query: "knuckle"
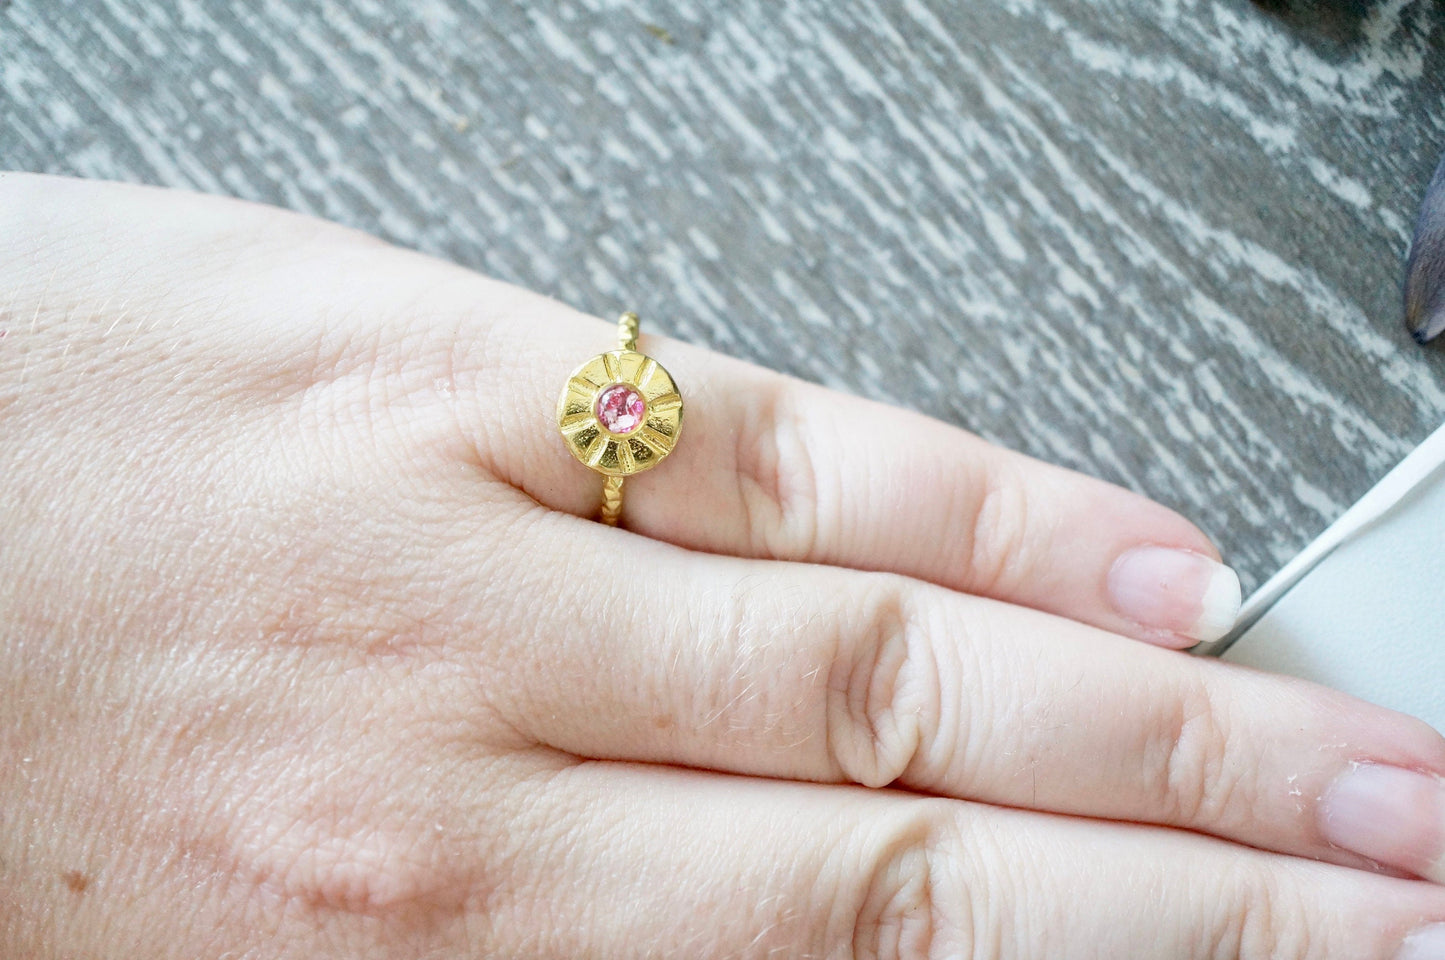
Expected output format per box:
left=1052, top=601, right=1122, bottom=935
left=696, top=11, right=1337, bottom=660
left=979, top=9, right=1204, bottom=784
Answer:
left=825, top=586, right=935, bottom=788
left=1153, top=677, right=1244, bottom=826
left=964, top=462, right=1038, bottom=597
left=1208, top=868, right=1317, bottom=960
left=231, top=723, right=475, bottom=917
left=733, top=385, right=822, bottom=559
left=851, top=808, right=975, bottom=960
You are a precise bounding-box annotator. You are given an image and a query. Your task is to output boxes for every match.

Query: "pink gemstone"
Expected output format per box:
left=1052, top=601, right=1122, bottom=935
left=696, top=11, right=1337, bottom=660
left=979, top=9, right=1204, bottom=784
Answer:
left=596, top=383, right=646, bottom=434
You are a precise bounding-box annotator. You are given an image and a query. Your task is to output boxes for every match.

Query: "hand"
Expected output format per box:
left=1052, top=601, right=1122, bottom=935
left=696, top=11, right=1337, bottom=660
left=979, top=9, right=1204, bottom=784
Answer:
left=4, top=173, right=1445, bottom=959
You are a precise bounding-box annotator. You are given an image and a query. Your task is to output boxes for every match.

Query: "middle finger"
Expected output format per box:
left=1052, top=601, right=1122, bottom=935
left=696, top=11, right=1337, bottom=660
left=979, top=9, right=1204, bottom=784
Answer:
left=472, top=496, right=1445, bottom=882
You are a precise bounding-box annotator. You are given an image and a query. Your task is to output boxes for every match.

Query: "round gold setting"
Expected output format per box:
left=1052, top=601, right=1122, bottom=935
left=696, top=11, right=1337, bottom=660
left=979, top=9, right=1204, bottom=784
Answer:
left=557, top=329, right=682, bottom=491
left=556, top=349, right=683, bottom=478
left=557, top=312, right=684, bottom=526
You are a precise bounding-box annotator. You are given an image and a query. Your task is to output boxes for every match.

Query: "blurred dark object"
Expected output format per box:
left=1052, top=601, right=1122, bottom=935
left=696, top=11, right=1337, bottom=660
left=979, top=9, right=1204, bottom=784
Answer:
left=1405, top=152, right=1445, bottom=345
left=1251, top=0, right=1392, bottom=47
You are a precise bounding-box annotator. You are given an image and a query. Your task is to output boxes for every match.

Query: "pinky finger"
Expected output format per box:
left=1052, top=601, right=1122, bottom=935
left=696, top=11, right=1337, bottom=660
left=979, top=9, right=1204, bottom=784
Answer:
left=484, top=760, right=1445, bottom=960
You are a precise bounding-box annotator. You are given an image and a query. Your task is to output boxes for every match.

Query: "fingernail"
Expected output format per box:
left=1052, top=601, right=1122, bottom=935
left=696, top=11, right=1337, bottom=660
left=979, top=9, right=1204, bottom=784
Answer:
left=1319, top=764, right=1445, bottom=883
left=1404, top=150, right=1445, bottom=345
left=1397, top=923, right=1445, bottom=960
left=1106, top=546, right=1241, bottom=643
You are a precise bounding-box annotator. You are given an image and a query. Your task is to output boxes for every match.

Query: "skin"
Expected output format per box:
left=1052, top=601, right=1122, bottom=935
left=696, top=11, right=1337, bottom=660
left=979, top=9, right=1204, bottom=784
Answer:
left=3, top=172, right=1445, bottom=959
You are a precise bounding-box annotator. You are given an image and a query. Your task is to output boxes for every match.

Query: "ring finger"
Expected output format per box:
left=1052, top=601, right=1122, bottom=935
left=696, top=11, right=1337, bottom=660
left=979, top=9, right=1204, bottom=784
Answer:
left=452, top=299, right=1239, bottom=648
left=3, top=176, right=1240, bottom=649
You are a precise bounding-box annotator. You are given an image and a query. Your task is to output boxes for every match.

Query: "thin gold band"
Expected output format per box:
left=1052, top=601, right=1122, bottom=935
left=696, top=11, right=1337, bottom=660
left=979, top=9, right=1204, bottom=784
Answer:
left=600, top=313, right=640, bottom=526
left=601, top=475, right=625, bottom=527
left=617, top=311, right=639, bottom=353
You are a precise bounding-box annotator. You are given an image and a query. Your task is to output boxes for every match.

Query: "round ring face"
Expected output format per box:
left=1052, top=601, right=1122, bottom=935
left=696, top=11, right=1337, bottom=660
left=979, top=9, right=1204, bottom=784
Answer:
left=556, top=350, right=684, bottom=477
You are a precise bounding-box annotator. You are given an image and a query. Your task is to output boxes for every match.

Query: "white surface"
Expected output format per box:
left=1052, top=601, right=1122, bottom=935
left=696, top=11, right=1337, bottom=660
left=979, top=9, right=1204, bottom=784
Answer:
left=1221, top=423, right=1445, bottom=732
left=1201, top=420, right=1445, bottom=656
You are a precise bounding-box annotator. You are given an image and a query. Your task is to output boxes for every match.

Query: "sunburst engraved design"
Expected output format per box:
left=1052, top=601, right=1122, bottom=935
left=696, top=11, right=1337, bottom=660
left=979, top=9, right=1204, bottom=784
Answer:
left=556, top=349, right=684, bottom=478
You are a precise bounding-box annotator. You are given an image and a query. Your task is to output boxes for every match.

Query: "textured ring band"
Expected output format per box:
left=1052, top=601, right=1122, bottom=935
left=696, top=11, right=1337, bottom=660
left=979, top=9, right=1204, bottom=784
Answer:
left=556, top=312, right=685, bottom=526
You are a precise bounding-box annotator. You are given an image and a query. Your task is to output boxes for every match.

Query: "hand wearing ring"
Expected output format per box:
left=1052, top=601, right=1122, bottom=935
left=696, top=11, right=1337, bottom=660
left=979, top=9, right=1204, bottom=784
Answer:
left=8, top=176, right=1445, bottom=960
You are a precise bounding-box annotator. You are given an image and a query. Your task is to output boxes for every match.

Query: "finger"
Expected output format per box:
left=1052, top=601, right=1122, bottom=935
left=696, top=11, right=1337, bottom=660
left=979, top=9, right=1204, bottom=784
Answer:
left=457, top=299, right=1239, bottom=647
left=1, top=174, right=1237, bottom=647
left=470, top=501, right=1445, bottom=883
left=485, top=758, right=1445, bottom=959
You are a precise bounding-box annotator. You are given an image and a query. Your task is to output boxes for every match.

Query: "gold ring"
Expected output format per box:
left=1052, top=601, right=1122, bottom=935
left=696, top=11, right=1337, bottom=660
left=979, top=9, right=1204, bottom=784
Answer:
left=556, top=312, right=684, bottom=526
